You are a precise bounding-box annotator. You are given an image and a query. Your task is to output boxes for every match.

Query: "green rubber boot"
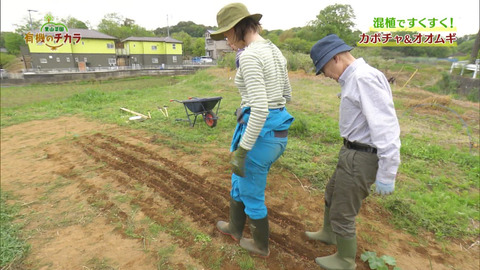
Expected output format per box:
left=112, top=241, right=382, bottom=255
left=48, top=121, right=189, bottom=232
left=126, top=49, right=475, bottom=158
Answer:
left=305, top=206, right=337, bottom=245
left=239, top=216, right=270, bottom=257
left=216, top=199, right=246, bottom=241
left=315, top=235, right=357, bottom=270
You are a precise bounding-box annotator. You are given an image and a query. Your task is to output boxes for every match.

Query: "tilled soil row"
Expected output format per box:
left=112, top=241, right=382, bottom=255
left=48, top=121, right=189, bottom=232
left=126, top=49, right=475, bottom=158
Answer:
left=75, top=133, right=351, bottom=269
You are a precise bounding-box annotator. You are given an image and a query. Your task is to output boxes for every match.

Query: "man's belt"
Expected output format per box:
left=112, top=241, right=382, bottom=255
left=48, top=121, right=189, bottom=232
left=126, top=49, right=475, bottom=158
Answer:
left=343, top=139, right=377, bottom=154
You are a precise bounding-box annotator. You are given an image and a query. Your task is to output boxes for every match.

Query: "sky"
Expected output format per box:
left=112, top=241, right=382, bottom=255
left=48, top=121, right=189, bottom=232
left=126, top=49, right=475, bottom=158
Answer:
left=1, top=0, right=479, bottom=37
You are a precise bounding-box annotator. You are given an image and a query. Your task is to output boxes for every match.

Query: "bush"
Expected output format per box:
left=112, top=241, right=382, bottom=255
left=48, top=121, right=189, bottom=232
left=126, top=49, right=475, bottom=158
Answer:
left=217, top=52, right=237, bottom=71
left=0, top=53, right=16, bottom=69
left=218, top=50, right=314, bottom=73
left=282, top=51, right=314, bottom=73
left=426, top=72, right=459, bottom=96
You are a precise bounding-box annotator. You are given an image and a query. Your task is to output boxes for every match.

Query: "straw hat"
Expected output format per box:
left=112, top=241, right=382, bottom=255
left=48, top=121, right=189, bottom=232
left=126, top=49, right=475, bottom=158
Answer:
left=210, top=3, right=262, bottom=41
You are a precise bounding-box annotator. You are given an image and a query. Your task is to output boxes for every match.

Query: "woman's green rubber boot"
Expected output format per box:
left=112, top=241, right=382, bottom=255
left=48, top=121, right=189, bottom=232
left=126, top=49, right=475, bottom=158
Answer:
left=216, top=199, right=246, bottom=241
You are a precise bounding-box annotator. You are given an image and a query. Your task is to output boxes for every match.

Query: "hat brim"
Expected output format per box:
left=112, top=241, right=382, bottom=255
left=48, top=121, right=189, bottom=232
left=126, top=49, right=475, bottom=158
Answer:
left=315, top=44, right=352, bottom=75
left=210, top=13, right=262, bottom=41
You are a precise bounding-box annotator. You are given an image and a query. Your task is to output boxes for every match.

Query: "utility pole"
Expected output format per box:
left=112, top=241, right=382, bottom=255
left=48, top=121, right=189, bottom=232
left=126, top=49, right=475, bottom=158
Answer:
left=167, top=15, right=170, bottom=37
left=28, top=9, right=38, bottom=31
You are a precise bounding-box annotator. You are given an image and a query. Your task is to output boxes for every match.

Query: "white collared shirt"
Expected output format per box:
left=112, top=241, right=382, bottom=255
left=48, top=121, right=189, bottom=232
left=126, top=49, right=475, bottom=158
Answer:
left=338, top=58, right=401, bottom=185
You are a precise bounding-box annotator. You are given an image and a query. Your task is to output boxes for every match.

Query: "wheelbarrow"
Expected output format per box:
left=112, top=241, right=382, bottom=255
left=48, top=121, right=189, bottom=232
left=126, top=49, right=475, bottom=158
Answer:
left=170, top=96, right=222, bottom=127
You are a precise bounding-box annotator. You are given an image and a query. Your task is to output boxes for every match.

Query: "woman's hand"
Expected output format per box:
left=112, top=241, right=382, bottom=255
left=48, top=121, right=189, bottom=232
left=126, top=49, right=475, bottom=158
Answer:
left=231, top=146, right=248, bottom=177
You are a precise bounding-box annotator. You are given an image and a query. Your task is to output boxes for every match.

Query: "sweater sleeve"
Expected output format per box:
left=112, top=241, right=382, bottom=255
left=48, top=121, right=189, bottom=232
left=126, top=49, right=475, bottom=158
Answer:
left=238, top=52, right=269, bottom=150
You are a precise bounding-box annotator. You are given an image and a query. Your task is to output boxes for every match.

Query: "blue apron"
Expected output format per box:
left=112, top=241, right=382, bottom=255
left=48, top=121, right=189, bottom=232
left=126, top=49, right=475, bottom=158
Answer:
left=230, top=107, right=294, bottom=152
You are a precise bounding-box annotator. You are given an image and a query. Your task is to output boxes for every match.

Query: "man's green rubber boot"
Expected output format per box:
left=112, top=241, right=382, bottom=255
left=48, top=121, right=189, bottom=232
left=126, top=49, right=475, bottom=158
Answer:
left=239, top=216, right=270, bottom=257
left=305, top=206, right=337, bottom=245
left=315, top=235, right=357, bottom=270
left=216, top=199, right=246, bottom=241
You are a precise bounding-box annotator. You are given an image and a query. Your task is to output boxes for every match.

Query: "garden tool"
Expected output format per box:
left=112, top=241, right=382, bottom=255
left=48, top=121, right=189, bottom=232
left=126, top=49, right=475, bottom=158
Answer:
left=157, top=106, right=167, bottom=117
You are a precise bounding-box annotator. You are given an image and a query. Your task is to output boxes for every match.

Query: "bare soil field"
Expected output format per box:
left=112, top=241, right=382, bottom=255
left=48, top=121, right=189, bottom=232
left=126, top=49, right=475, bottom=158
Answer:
left=1, top=116, right=478, bottom=269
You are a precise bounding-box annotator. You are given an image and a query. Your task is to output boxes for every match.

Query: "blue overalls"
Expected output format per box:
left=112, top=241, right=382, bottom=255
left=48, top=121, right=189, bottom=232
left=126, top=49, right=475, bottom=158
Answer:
left=230, top=107, right=294, bottom=220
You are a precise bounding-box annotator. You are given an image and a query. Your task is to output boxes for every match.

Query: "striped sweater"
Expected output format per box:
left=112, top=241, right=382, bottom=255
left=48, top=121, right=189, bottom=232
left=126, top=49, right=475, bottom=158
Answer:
left=235, top=39, right=292, bottom=150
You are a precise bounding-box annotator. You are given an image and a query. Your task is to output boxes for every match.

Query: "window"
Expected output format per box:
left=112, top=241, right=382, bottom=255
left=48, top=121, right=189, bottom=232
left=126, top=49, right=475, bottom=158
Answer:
left=172, top=56, right=177, bottom=63
left=40, top=58, right=47, bottom=63
left=49, top=55, right=53, bottom=59
left=66, top=57, right=71, bottom=62
left=151, top=45, right=157, bottom=50
left=152, top=58, right=158, bottom=64
left=108, top=58, right=116, bottom=65
left=84, top=57, right=88, bottom=62
left=56, top=57, right=61, bottom=63
left=172, top=44, right=176, bottom=50
left=75, top=57, right=79, bottom=62
left=107, top=43, right=114, bottom=49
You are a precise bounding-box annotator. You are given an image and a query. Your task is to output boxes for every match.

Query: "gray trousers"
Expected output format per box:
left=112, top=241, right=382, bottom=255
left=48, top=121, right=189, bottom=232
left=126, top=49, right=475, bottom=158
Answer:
left=325, top=146, right=379, bottom=238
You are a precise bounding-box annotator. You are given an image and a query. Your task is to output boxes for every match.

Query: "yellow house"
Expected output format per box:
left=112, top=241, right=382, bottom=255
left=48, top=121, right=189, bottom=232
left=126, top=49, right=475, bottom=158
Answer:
left=120, top=37, right=183, bottom=67
left=22, top=28, right=117, bottom=70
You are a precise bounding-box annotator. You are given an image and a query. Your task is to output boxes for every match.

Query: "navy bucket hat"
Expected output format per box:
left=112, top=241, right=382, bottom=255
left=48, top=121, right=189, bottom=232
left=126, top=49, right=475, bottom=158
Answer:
left=310, top=34, right=353, bottom=75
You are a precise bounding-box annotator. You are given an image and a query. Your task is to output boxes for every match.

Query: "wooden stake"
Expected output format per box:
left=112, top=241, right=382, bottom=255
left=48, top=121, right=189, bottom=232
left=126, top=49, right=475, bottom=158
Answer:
left=400, top=69, right=418, bottom=90
left=120, top=107, right=149, bottom=119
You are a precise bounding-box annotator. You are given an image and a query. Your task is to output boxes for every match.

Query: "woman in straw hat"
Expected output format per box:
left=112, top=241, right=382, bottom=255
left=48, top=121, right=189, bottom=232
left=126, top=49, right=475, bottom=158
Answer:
left=211, top=3, right=294, bottom=257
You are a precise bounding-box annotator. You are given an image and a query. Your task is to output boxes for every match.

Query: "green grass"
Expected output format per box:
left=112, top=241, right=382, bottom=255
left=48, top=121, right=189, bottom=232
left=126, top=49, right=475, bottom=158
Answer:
left=1, top=68, right=478, bottom=244
left=0, top=190, right=30, bottom=268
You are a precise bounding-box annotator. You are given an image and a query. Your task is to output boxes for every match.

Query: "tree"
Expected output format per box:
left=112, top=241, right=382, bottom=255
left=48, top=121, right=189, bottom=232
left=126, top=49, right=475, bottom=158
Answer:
left=278, top=29, right=295, bottom=43
left=154, top=21, right=213, bottom=38
left=191, top=38, right=205, bottom=57
left=172, top=31, right=193, bottom=57
left=263, top=29, right=283, bottom=46
left=295, top=25, right=317, bottom=42
left=0, top=53, right=16, bottom=68
left=0, top=33, right=5, bottom=48
left=14, top=16, right=42, bottom=34
left=281, top=37, right=312, bottom=54
left=310, top=4, right=357, bottom=45
left=264, top=32, right=280, bottom=46
left=2, top=32, right=24, bottom=55
left=60, top=16, right=89, bottom=29
left=97, top=13, right=154, bottom=39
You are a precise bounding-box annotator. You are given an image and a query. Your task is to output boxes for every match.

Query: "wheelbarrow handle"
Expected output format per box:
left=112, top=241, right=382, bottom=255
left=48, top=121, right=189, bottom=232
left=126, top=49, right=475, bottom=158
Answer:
left=170, top=99, right=182, bottom=103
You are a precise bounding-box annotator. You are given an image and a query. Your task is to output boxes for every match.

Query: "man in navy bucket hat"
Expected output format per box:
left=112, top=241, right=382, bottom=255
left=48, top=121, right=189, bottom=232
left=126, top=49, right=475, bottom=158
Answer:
left=311, top=34, right=353, bottom=75
left=305, top=34, right=401, bottom=270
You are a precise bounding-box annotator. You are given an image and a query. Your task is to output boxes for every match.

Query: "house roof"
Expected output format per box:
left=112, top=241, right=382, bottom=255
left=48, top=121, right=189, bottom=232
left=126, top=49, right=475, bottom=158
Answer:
left=68, top=28, right=117, bottom=40
left=121, top=36, right=183, bottom=43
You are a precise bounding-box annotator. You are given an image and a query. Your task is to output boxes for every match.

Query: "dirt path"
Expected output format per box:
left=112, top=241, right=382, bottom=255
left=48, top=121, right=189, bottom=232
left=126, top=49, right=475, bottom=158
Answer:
left=1, top=116, right=478, bottom=269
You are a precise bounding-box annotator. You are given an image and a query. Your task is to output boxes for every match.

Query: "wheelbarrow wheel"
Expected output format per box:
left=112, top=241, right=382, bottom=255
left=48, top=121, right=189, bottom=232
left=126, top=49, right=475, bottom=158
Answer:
left=204, top=111, right=217, bottom=128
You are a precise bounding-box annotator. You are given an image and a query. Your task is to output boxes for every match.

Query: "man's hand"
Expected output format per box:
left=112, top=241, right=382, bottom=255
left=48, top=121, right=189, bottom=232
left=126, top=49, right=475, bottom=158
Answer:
left=231, top=147, right=248, bottom=177
left=375, top=181, right=394, bottom=195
